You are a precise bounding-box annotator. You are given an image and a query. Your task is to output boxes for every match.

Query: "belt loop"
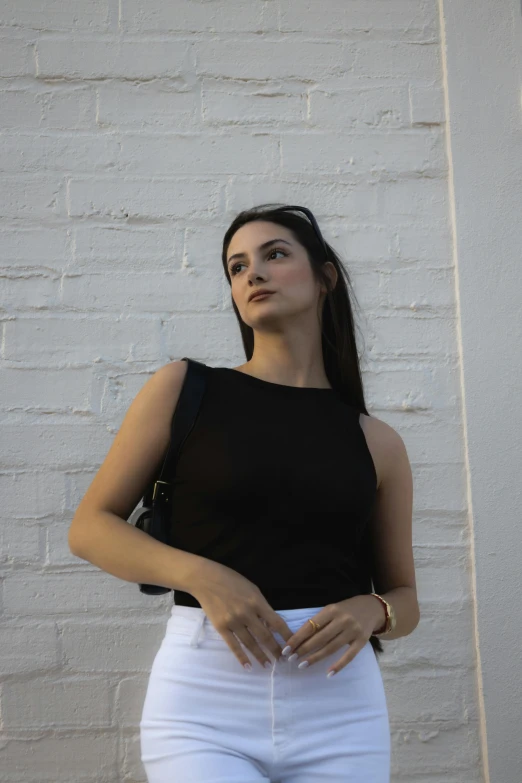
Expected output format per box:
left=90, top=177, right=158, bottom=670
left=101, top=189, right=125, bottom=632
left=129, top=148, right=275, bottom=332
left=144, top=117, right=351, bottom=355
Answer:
left=189, top=611, right=207, bottom=648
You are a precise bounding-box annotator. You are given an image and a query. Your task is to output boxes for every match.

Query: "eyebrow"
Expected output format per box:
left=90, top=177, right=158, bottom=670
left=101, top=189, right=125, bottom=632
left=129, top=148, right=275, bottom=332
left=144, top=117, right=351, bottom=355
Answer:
left=227, top=238, right=293, bottom=267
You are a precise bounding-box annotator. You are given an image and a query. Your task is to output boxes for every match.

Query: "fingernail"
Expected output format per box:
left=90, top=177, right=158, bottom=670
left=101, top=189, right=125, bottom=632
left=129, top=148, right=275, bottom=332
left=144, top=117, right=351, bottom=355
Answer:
left=327, top=670, right=336, bottom=678
left=288, top=653, right=298, bottom=662
left=264, top=661, right=272, bottom=669
left=243, top=663, right=252, bottom=672
left=297, top=660, right=309, bottom=669
left=282, top=646, right=292, bottom=656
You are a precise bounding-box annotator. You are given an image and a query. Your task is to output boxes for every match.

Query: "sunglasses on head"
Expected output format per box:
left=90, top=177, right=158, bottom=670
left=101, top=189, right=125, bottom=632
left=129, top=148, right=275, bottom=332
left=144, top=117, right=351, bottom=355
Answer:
left=272, top=205, right=329, bottom=262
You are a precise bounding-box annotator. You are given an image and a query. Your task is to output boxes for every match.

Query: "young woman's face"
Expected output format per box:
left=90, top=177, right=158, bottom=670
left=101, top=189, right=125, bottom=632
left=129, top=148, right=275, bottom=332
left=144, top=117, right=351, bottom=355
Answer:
left=226, top=221, right=327, bottom=328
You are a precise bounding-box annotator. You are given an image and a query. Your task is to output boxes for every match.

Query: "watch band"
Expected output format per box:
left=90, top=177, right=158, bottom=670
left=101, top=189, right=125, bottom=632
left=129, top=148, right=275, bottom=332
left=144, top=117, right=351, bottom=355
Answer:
left=370, top=592, right=392, bottom=635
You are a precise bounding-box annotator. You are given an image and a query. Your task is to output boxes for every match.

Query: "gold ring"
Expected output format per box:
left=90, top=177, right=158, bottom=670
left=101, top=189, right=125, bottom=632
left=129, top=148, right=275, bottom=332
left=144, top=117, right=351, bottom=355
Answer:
left=308, top=619, right=321, bottom=634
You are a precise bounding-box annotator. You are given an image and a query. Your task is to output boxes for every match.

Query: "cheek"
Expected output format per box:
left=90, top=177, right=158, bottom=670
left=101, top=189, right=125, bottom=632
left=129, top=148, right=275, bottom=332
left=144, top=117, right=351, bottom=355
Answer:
left=279, top=266, right=316, bottom=299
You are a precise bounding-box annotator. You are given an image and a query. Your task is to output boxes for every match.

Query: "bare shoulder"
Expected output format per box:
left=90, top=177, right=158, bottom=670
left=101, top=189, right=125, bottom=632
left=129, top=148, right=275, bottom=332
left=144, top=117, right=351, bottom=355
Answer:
left=69, top=358, right=189, bottom=532
left=133, top=359, right=189, bottom=420
left=358, top=412, right=408, bottom=490
left=158, top=358, right=189, bottom=385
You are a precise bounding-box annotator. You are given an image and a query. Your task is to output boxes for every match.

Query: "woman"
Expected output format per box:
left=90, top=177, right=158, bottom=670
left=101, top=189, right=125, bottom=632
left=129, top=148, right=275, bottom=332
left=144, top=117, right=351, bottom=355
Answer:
left=68, top=204, right=419, bottom=782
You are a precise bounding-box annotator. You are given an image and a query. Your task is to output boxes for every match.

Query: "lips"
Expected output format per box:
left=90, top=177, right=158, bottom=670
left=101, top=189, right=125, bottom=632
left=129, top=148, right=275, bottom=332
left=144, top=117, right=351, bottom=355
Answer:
left=249, top=291, right=275, bottom=302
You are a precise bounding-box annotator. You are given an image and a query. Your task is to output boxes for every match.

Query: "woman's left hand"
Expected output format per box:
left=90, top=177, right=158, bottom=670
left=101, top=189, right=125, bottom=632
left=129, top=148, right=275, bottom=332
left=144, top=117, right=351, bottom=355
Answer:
left=281, top=594, right=385, bottom=676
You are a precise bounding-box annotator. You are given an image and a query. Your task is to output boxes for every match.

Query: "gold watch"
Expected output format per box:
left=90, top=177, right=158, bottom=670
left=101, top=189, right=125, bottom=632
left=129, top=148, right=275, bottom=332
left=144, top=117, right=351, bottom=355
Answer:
left=370, top=592, right=397, bottom=636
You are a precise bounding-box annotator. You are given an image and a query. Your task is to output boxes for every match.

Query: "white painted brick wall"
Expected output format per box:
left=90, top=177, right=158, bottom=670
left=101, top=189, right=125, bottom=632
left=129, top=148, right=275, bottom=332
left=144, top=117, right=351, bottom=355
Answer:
left=0, top=1, right=484, bottom=780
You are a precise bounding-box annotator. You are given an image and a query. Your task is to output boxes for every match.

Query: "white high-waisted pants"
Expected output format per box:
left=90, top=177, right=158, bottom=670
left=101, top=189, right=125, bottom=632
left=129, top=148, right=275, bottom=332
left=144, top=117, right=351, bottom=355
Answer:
left=140, top=604, right=390, bottom=783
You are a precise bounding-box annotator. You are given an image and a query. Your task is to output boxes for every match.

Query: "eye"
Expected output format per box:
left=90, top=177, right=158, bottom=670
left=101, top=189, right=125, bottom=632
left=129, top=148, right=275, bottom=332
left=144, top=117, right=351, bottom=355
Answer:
left=268, top=247, right=288, bottom=260
left=229, top=247, right=287, bottom=276
left=229, top=261, right=245, bottom=276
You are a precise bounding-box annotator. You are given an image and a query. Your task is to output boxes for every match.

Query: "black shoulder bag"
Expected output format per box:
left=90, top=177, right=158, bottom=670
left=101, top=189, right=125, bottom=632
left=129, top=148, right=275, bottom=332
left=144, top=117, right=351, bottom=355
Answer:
left=127, top=357, right=208, bottom=594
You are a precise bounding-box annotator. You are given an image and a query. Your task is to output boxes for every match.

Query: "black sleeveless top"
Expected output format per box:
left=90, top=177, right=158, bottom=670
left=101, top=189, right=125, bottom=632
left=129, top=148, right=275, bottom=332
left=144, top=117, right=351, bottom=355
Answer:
left=169, top=365, right=379, bottom=617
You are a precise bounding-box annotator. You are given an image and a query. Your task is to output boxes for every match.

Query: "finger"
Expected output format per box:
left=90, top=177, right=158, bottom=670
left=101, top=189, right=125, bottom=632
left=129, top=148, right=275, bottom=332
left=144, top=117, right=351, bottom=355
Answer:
left=219, top=627, right=255, bottom=671
left=295, top=631, right=346, bottom=665
left=284, top=608, right=335, bottom=653
left=287, top=618, right=335, bottom=657
left=265, top=610, right=294, bottom=644
left=258, top=612, right=293, bottom=656
left=326, top=638, right=367, bottom=675
left=249, top=617, right=286, bottom=661
left=290, top=627, right=336, bottom=659
left=231, top=623, right=273, bottom=669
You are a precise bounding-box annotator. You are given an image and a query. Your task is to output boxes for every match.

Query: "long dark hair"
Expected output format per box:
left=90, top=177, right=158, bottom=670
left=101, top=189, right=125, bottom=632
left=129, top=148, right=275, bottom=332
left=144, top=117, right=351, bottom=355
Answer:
left=221, top=203, right=384, bottom=656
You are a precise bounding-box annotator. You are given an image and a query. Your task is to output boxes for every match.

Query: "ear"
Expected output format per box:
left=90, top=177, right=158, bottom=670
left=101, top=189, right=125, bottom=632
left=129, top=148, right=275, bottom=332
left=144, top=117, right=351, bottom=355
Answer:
left=322, top=261, right=338, bottom=292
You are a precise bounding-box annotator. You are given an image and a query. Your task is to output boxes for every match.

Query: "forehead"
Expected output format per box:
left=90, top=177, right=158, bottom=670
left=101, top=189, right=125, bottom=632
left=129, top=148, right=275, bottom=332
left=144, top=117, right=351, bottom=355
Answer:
left=227, top=221, right=294, bottom=253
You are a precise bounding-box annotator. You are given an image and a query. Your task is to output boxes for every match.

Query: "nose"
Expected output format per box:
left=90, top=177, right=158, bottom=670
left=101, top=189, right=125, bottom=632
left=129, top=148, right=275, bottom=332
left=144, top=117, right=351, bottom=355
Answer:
left=248, top=270, right=268, bottom=285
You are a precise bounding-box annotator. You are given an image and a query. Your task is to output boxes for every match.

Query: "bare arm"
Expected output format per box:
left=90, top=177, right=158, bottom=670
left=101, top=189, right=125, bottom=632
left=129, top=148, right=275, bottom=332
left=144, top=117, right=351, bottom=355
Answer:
left=362, top=415, right=420, bottom=640
left=68, top=360, right=205, bottom=593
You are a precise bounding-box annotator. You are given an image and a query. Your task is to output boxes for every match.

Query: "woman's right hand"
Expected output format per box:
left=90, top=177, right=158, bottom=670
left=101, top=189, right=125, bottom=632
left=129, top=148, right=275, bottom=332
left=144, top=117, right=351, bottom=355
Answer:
left=189, top=559, right=294, bottom=671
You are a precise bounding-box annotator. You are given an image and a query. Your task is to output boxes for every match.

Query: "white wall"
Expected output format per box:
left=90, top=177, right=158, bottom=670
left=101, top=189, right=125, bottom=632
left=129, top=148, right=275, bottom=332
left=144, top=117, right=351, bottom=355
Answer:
left=442, top=1, right=522, bottom=781
left=2, top=1, right=519, bottom=780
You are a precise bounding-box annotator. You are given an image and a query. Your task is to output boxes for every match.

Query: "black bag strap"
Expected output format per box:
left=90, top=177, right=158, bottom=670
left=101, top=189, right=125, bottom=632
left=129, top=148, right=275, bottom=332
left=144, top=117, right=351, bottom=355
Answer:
left=142, top=357, right=209, bottom=508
